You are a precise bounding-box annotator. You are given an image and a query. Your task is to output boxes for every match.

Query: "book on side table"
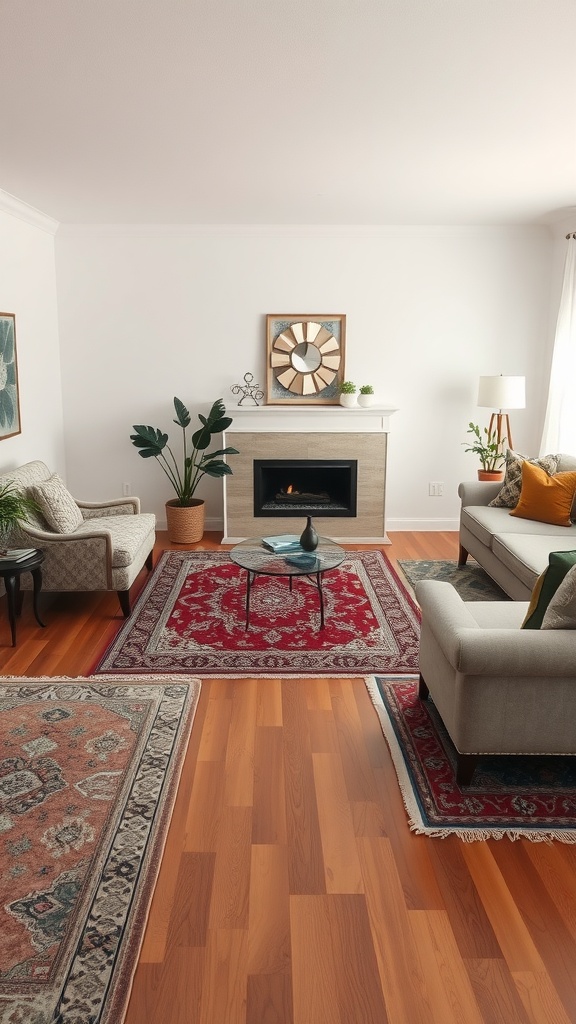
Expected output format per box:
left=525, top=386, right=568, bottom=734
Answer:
left=0, top=548, right=36, bottom=563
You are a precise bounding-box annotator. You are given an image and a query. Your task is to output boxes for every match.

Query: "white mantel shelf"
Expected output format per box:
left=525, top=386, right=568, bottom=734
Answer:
left=225, top=404, right=397, bottom=433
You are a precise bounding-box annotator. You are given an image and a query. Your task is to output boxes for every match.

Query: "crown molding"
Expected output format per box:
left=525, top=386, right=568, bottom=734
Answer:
left=0, top=189, right=59, bottom=235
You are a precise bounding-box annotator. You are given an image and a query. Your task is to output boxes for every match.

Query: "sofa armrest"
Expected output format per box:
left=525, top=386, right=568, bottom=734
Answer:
left=458, top=480, right=502, bottom=508
left=78, top=497, right=141, bottom=517
left=416, top=580, right=575, bottom=678
left=456, top=628, right=576, bottom=677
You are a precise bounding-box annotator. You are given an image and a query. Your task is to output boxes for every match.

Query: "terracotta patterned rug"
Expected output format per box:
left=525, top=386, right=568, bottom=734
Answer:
left=93, top=549, right=421, bottom=678
left=368, top=676, right=576, bottom=842
left=0, top=675, right=201, bottom=1023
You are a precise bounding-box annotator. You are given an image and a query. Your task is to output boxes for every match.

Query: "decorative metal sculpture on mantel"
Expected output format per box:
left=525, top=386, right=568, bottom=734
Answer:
left=230, top=372, right=264, bottom=406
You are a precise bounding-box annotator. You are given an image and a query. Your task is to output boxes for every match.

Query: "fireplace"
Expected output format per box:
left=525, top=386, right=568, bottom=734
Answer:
left=254, top=459, right=357, bottom=518
left=222, top=405, right=396, bottom=542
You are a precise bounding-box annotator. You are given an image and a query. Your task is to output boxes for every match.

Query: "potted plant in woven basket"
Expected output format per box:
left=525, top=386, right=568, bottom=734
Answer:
left=463, top=421, right=506, bottom=481
left=130, top=398, right=239, bottom=543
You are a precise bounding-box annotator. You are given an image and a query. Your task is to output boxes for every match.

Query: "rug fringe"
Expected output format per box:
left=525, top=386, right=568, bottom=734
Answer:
left=364, top=676, right=576, bottom=844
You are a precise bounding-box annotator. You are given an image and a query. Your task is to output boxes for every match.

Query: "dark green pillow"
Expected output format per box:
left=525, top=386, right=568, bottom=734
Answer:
left=522, top=550, right=576, bottom=629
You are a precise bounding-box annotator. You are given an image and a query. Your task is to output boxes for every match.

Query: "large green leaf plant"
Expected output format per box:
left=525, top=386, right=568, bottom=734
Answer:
left=130, top=398, right=239, bottom=506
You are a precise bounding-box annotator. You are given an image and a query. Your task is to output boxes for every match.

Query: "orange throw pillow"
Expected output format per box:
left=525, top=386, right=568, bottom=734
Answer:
left=510, top=462, right=576, bottom=527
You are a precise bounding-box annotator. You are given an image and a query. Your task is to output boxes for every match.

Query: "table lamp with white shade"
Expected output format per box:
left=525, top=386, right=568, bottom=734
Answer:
left=477, top=375, right=526, bottom=452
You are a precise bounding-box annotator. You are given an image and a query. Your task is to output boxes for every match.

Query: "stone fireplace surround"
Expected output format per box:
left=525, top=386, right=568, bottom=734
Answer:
left=223, top=405, right=397, bottom=543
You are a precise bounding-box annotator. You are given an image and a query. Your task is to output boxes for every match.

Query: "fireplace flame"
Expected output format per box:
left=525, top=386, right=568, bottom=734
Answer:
left=286, top=484, right=294, bottom=494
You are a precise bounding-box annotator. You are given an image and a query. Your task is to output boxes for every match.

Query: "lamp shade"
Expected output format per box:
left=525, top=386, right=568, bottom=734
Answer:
left=477, top=375, right=526, bottom=410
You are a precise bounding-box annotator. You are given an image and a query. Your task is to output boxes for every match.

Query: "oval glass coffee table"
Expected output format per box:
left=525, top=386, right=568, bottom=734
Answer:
left=229, top=537, right=346, bottom=630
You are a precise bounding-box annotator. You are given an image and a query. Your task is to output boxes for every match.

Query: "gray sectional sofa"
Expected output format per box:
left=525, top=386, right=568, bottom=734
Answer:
left=458, top=454, right=576, bottom=600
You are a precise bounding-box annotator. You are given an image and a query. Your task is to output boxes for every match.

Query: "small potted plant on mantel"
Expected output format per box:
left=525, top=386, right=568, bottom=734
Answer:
left=338, top=381, right=357, bottom=408
left=463, top=422, right=506, bottom=481
left=130, top=398, right=239, bottom=543
left=358, top=384, right=375, bottom=408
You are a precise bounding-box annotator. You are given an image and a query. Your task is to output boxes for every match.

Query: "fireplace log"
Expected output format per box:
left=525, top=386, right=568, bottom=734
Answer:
left=275, top=491, right=330, bottom=503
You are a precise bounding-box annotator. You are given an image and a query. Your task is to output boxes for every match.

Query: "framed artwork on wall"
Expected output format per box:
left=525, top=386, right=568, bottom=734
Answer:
left=266, top=314, right=346, bottom=405
left=0, top=314, right=21, bottom=440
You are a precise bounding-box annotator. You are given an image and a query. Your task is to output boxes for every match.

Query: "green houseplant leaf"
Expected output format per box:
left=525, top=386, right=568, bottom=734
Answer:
left=0, top=484, right=41, bottom=549
left=130, top=398, right=239, bottom=506
left=463, top=422, right=507, bottom=471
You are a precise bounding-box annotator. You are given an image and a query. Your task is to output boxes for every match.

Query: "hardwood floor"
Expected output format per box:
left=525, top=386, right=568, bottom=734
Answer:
left=3, top=531, right=576, bottom=1023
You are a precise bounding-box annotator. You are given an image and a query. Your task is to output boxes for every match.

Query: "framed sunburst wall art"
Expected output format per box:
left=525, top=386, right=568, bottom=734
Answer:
left=266, top=314, right=346, bottom=405
left=0, top=314, right=21, bottom=440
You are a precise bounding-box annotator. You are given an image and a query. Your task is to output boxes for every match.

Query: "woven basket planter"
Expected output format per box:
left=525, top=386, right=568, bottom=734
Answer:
left=165, top=499, right=205, bottom=544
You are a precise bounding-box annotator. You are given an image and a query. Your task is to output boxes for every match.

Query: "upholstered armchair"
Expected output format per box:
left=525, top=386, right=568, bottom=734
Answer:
left=416, top=579, right=576, bottom=784
left=0, top=461, right=156, bottom=616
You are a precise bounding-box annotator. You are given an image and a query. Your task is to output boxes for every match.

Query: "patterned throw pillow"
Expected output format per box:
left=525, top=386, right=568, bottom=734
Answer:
left=488, top=450, right=560, bottom=508
left=522, top=550, right=576, bottom=629
left=30, top=474, right=83, bottom=534
left=541, top=564, right=576, bottom=629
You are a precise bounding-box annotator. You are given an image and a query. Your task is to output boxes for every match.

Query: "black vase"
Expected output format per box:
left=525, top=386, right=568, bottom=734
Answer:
left=300, top=516, right=319, bottom=552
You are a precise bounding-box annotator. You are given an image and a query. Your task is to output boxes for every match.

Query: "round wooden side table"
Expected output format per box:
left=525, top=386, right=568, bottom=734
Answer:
left=0, top=549, right=46, bottom=646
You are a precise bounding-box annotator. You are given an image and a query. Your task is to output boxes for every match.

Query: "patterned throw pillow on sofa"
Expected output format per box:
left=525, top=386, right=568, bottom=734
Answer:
left=30, top=474, right=83, bottom=533
left=488, top=450, right=560, bottom=509
left=541, top=564, right=576, bottom=629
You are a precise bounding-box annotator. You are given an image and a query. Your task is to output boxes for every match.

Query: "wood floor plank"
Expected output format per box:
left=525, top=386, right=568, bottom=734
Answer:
left=247, top=844, right=291, bottom=975
left=225, top=678, right=258, bottom=806
left=282, top=678, right=326, bottom=895
left=461, top=843, right=548, bottom=974
left=491, top=841, right=576, bottom=1020
left=252, top=724, right=287, bottom=844
left=465, top=959, right=533, bottom=1024
left=246, top=973, right=294, bottom=1024
left=290, top=896, right=342, bottom=1024
left=512, top=971, right=574, bottom=1024
left=208, top=805, right=252, bottom=929
left=356, top=835, right=434, bottom=1024
left=198, top=928, right=248, bottom=1024
left=407, top=909, right=485, bottom=1024
left=256, top=676, right=283, bottom=726
left=313, top=751, right=364, bottom=893
left=426, top=837, right=503, bottom=958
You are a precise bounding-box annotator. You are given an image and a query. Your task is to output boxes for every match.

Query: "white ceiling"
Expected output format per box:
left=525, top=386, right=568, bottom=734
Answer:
left=2, top=0, right=576, bottom=226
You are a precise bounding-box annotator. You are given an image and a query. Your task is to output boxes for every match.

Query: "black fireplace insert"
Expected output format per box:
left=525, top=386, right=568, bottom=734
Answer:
left=253, top=459, right=358, bottom=518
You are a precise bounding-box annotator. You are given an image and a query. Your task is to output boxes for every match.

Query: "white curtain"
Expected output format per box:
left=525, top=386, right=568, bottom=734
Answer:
left=540, top=234, right=576, bottom=454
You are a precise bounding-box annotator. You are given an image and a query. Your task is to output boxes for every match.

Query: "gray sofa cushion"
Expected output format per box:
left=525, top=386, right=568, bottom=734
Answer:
left=492, top=533, right=576, bottom=589
left=461, top=504, right=576, bottom=549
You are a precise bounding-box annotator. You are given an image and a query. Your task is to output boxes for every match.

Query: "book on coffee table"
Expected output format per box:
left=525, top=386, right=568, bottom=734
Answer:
left=262, top=534, right=302, bottom=553
left=284, top=552, right=320, bottom=570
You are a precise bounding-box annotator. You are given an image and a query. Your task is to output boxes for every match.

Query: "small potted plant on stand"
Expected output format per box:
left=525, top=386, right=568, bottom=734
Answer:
left=463, top=422, right=506, bottom=481
left=338, top=381, right=357, bottom=408
left=130, top=398, right=239, bottom=543
left=358, top=385, right=375, bottom=407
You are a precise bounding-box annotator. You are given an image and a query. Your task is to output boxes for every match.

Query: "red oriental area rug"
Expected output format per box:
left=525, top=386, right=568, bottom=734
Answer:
left=0, top=676, right=201, bottom=1022
left=94, top=549, right=420, bottom=677
left=368, top=676, right=576, bottom=842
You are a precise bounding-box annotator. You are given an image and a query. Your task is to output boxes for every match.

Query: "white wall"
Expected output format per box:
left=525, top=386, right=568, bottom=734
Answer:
left=55, top=224, right=553, bottom=530
left=0, top=198, right=65, bottom=478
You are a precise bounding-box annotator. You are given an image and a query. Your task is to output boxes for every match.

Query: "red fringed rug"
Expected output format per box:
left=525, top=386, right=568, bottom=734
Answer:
left=94, top=549, right=420, bottom=677
left=368, top=676, right=576, bottom=842
left=0, top=675, right=201, bottom=1022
